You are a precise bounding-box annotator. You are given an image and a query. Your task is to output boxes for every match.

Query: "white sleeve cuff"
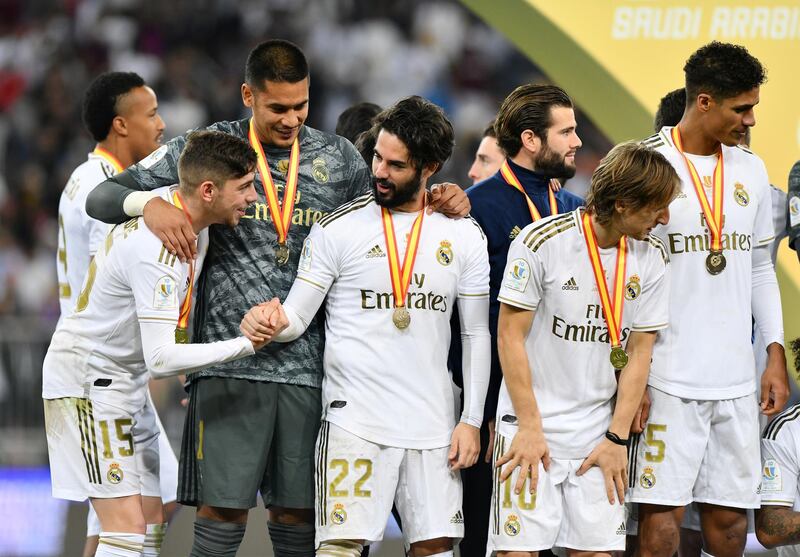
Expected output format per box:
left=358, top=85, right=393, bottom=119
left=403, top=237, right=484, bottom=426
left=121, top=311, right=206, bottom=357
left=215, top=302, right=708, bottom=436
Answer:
left=123, top=191, right=161, bottom=218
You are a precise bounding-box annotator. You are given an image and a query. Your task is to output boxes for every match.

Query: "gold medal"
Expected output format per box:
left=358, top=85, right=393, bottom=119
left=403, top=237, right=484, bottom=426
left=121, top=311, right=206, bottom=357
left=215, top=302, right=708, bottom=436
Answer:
left=276, top=243, right=290, bottom=265
left=610, top=345, right=629, bottom=370
left=175, top=327, right=189, bottom=344
left=705, top=250, right=726, bottom=275
left=392, top=307, right=411, bottom=330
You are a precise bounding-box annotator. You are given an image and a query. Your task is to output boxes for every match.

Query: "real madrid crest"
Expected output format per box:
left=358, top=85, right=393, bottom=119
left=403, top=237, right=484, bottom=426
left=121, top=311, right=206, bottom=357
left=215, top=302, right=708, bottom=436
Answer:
left=504, top=514, right=521, bottom=536
left=640, top=466, right=656, bottom=489
left=624, top=274, right=641, bottom=301
left=312, top=157, right=329, bottom=183
left=331, top=503, right=347, bottom=525
left=108, top=462, right=124, bottom=484
left=436, top=240, right=453, bottom=266
left=277, top=159, right=290, bottom=174
left=733, top=182, right=750, bottom=207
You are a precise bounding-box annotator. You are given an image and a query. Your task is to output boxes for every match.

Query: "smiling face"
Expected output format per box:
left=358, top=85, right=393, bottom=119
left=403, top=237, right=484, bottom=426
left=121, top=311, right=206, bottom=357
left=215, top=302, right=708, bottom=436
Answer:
left=533, top=106, right=581, bottom=178
left=242, top=78, right=309, bottom=148
left=211, top=171, right=258, bottom=227
left=703, top=87, right=759, bottom=147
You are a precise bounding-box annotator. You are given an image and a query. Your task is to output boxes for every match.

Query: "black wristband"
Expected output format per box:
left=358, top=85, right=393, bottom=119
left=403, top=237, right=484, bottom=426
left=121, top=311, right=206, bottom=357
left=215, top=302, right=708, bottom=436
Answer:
left=605, top=431, right=630, bottom=447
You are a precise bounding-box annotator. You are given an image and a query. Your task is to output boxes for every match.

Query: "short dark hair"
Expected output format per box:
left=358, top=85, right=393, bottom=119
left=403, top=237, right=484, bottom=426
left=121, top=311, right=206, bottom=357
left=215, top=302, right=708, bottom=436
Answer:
left=370, top=96, right=454, bottom=172
left=654, top=88, right=686, bottom=131
left=684, top=41, right=766, bottom=101
left=245, top=39, right=309, bottom=89
left=336, top=102, right=382, bottom=144
left=178, top=130, right=257, bottom=193
left=482, top=120, right=497, bottom=139
left=586, top=141, right=679, bottom=226
left=82, top=72, right=146, bottom=142
left=354, top=126, right=378, bottom=166
left=495, top=84, right=573, bottom=157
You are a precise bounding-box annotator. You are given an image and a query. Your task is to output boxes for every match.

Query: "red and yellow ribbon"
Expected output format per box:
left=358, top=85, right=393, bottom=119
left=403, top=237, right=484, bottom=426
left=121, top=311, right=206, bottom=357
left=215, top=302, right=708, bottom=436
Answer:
left=172, top=191, right=195, bottom=336
left=582, top=211, right=627, bottom=350
left=93, top=146, right=124, bottom=174
left=671, top=127, right=724, bottom=252
left=248, top=118, right=300, bottom=245
left=381, top=206, right=425, bottom=310
left=499, top=160, right=558, bottom=222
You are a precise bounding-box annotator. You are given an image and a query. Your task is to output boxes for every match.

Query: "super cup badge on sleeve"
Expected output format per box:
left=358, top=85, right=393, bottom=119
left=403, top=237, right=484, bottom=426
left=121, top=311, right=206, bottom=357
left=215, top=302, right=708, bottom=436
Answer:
left=503, top=259, right=530, bottom=292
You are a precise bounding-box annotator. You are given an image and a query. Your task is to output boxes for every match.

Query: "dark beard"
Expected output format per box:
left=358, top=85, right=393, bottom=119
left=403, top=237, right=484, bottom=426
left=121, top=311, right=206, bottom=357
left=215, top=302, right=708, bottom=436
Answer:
left=534, top=143, right=576, bottom=179
left=372, top=168, right=424, bottom=209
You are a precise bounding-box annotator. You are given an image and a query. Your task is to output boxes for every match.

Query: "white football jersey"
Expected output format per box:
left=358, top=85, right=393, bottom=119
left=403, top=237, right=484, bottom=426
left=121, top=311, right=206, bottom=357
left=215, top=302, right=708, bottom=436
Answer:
left=43, top=186, right=209, bottom=414
left=57, top=151, right=119, bottom=317
left=495, top=209, right=669, bottom=459
left=295, top=193, right=490, bottom=449
left=761, top=404, right=800, bottom=557
left=646, top=127, right=774, bottom=400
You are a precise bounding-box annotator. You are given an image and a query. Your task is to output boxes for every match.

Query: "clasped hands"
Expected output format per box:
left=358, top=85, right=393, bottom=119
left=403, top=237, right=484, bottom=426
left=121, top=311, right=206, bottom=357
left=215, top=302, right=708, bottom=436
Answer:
left=239, top=297, right=289, bottom=350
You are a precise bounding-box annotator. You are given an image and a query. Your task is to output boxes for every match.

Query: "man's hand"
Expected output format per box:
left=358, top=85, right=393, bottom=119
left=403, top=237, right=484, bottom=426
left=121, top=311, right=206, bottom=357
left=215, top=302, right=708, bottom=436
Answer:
left=484, top=419, right=496, bottom=464
left=239, top=298, right=288, bottom=350
left=448, top=423, right=480, bottom=470
left=577, top=438, right=627, bottom=504
left=144, top=197, right=197, bottom=262
left=760, top=343, right=789, bottom=416
left=427, top=183, right=470, bottom=217
left=631, top=389, right=651, bottom=434
left=495, top=427, right=550, bottom=495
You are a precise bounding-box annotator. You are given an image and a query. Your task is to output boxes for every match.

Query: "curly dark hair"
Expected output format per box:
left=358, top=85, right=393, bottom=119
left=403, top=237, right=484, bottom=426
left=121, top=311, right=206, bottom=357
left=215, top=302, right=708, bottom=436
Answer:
left=336, top=102, right=382, bottom=144
left=245, top=39, right=309, bottom=89
left=684, top=41, right=766, bottom=101
left=82, top=72, right=145, bottom=142
left=654, top=87, right=686, bottom=131
left=370, top=96, right=454, bottom=172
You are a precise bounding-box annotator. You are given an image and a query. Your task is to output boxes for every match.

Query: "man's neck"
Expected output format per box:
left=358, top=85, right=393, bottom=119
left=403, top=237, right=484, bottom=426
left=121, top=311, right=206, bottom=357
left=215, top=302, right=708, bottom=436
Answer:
left=510, top=151, right=537, bottom=172
left=590, top=212, right=623, bottom=249
left=391, top=187, right=426, bottom=213
left=176, top=191, right=207, bottom=235
left=96, top=137, right=136, bottom=169
left=676, top=115, right=719, bottom=156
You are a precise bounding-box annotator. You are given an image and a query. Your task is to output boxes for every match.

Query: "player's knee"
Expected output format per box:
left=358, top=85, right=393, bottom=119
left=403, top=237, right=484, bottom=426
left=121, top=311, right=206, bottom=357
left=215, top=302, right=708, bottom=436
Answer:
left=190, top=517, right=246, bottom=557
left=316, top=540, right=364, bottom=557
left=268, top=520, right=315, bottom=556
left=196, top=504, right=248, bottom=524
left=95, top=532, right=145, bottom=557
left=409, top=537, right=453, bottom=557
left=269, top=505, right=315, bottom=524
left=639, top=514, right=681, bottom=555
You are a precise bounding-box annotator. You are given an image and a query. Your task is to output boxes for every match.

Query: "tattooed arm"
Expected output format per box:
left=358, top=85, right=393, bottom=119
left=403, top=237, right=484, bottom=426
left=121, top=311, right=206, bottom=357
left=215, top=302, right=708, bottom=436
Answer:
left=756, top=506, right=800, bottom=549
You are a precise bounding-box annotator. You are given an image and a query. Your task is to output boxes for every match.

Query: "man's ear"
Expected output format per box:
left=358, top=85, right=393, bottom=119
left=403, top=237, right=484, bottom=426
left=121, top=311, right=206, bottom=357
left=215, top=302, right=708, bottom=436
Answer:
left=111, top=115, right=128, bottom=137
left=696, top=93, right=713, bottom=113
left=198, top=180, right=216, bottom=202
left=520, top=129, right=542, bottom=155
left=242, top=83, right=254, bottom=108
left=421, top=161, right=440, bottom=183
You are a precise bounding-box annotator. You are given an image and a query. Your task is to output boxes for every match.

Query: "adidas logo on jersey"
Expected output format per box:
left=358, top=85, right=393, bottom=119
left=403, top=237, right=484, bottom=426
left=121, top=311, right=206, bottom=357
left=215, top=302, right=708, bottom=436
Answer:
left=365, top=244, right=386, bottom=258
left=561, top=277, right=579, bottom=291
left=450, top=510, right=464, bottom=524
left=509, top=226, right=522, bottom=240
left=616, top=521, right=626, bottom=535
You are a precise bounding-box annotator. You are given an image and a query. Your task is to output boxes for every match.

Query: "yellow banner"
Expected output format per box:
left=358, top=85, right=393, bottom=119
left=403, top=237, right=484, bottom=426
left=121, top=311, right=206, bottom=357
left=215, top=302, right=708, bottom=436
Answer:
left=461, top=0, right=800, bottom=357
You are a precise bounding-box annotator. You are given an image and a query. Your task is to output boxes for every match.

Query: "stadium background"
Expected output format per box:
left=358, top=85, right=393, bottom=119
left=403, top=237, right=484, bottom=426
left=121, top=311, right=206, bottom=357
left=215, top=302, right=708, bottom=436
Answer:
left=0, top=0, right=796, bottom=555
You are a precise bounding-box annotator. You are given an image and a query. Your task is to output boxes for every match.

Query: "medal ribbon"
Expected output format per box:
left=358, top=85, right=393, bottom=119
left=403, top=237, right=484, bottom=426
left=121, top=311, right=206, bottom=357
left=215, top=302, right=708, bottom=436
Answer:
left=172, top=191, right=195, bottom=332
left=248, top=118, right=300, bottom=245
left=93, top=147, right=124, bottom=174
left=381, top=206, right=425, bottom=310
left=499, top=160, right=558, bottom=221
left=671, top=127, right=724, bottom=252
left=582, top=211, right=627, bottom=350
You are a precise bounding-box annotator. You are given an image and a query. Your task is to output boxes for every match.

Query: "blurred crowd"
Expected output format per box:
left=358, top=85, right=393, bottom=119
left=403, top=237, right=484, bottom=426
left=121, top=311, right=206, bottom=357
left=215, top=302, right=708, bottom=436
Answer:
left=0, top=0, right=612, bottom=321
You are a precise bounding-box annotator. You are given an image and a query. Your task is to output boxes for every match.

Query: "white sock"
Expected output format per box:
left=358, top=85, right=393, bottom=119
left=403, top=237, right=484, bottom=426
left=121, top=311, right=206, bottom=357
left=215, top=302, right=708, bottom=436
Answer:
left=96, top=531, right=145, bottom=557
left=424, top=552, right=454, bottom=557
left=143, top=523, right=166, bottom=556
left=701, top=551, right=715, bottom=557
left=316, top=539, right=364, bottom=556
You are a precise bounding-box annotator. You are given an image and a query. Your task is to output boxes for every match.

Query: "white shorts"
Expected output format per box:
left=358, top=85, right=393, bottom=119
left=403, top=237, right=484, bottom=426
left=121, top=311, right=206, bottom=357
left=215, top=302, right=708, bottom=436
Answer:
left=86, top=393, right=178, bottom=536
left=488, top=433, right=626, bottom=553
left=44, top=396, right=160, bottom=502
left=629, top=387, right=761, bottom=509
left=315, top=421, right=463, bottom=547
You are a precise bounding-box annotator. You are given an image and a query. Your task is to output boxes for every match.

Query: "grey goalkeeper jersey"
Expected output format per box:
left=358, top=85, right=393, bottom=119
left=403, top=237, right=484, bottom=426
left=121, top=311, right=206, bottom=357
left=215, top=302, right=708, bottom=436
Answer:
left=91, top=120, right=371, bottom=387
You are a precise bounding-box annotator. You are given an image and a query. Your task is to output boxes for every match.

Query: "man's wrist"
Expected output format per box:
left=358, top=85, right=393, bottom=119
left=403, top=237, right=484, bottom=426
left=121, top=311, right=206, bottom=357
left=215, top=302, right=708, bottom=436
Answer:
left=123, top=191, right=160, bottom=217
left=605, top=430, right=630, bottom=447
